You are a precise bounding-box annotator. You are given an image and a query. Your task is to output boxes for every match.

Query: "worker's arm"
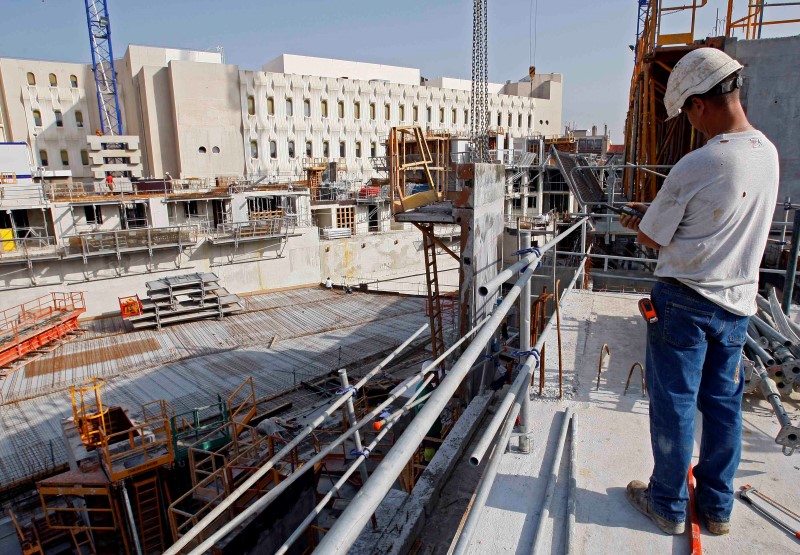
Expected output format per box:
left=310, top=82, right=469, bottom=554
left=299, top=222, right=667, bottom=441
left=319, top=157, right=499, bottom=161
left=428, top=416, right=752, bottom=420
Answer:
left=619, top=202, right=663, bottom=250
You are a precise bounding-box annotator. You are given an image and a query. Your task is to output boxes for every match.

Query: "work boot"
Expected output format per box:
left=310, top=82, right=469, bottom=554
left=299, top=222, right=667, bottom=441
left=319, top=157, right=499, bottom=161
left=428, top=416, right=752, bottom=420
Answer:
left=701, top=514, right=731, bottom=535
left=626, top=480, right=686, bottom=535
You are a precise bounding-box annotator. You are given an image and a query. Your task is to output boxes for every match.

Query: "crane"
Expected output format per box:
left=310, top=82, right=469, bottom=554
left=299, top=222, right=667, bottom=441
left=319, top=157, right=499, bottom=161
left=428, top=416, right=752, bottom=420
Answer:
left=470, top=0, right=489, bottom=162
left=84, top=0, right=123, bottom=135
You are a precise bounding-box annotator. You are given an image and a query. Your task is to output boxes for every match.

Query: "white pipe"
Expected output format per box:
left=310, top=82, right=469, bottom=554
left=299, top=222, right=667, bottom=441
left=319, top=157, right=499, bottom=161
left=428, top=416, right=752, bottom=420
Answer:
left=519, top=230, right=533, bottom=454
left=274, top=382, right=435, bottom=555
left=451, top=402, right=521, bottom=555
left=478, top=217, right=588, bottom=296
left=530, top=407, right=574, bottom=555
left=164, top=323, right=428, bottom=555
left=179, top=318, right=490, bottom=554
left=565, top=413, right=577, bottom=555
left=316, top=253, right=548, bottom=553
left=121, top=482, right=143, bottom=555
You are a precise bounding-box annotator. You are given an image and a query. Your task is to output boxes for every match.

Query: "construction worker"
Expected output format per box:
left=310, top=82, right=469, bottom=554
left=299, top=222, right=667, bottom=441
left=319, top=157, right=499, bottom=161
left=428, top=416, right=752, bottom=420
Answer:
left=619, top=48, right=779, bottom=536
left=105, top=173, right=115, bottom=192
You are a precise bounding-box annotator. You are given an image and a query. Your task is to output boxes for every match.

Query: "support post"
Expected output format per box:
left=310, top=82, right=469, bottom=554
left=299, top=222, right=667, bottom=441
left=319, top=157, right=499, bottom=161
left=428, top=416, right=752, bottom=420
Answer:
left=782, top=209, right=800, bottom=315
left=121, top=482, right=143, bottom=555
left=338, top=369, right=370, bottom=487
left=519, top=230, right=532, bottom=454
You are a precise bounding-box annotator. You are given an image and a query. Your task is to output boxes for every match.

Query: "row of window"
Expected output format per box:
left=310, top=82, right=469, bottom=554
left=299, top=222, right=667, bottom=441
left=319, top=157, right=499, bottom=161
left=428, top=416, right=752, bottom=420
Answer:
left=39, top=149, right=89, bottom=167
left=246, top=96, right=549, bottom=128
left=27, top=72, right=79, bottom=88
left=32, top=108, right=83, bottom=128
left=249, top=139, right=379, bottom=160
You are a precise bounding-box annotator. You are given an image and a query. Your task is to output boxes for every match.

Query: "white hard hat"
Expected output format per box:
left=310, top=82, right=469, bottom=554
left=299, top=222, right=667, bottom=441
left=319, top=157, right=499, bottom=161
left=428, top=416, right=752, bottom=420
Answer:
left=664, top=48, right=743, bottom=120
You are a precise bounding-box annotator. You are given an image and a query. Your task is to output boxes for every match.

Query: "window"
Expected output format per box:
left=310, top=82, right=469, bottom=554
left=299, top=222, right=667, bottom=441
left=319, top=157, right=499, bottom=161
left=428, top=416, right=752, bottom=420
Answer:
left=288, top=140, right=295, bottom=158
left=26, top=72, right=35, bottom=86
left=370, top=142, right=377, bottom=157
left=269, top=141, right=277, bottom=159
left=247, top=95, right=255, bottom=116
left=70, top=74, right=78, bottom=88
left=212, top=146, right=220, bottom=154
left=464, top=109, right=469, bottom=125
left=369, top=103, right=376, bottom=120
left=75, top=111, right=84, bottom=128
left=323, top=140, right=330, bottom=157
left=84, top=205, right=103, bottom=225
left=60, top=149, right=69, bottom=166
left=184, top=201, right=199, bottom=218
left=413, top=105, right=418, bottom=122
left=384, top=104, right=390, bottom=121
left=286, top=98, right=293, bottom=116
left=305, top=140, right=312, bottom=157
left=452, top=108, right=457, bottom=124
left=528, top=196, right=536, bottom=209
left=198, top=146, right=207, bottom=154
left=546, top=119, right=549, bottom=125
left=426, top=107, right=432, bottom=123
left=321, top=100, right=328, bottom=118
left=354, top=101, right=361, bottom=119
left=39, top=150, right=48, bottom=167
left=81, top=150, right=89, bottom=165
left=399, top=105, right=405, bottom=122
left=528, top=114, right=532, bottom=128
left=32, top=109, right=42, bottom=127
left=508, top=113, right=512, bottom=127
left=267, top=96, right=275, bottom=115
left=303, top=99, right=311, bottom=117
left=518, top=114, right=523, bottom=128
left=250, top=140, right=259, bottom=159
left=49, top=73, right=57, bottom=87
left=497, top=112, right=502, bottom=126
left=439, top=107, right=444, bottom=124
left=539, top=119, right=544, bottom=125
left=338, top=101, right=345, bottom=119
left=54, top=110, right=63, bottom=127
left=355, top=141, right=362, bottom=158
left=339, top=141, right=346, bottom=157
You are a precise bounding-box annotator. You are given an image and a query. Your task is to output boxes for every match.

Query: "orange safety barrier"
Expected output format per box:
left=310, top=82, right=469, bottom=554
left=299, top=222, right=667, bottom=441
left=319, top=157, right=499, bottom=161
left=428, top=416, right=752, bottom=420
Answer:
left=118, top=295, right=143, bottom=318
left=0, top=292, right=85, bottom=369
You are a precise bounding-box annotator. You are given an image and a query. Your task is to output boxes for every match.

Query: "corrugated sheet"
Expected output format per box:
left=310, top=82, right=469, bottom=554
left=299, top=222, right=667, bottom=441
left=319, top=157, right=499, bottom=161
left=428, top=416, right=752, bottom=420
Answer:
left=0, top=288, right=427, bottom=487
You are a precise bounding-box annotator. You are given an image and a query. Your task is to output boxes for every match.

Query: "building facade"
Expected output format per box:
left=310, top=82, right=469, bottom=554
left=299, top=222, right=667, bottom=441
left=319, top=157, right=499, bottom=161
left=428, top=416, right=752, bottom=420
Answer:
left=0, top=45, right=563, bottom=182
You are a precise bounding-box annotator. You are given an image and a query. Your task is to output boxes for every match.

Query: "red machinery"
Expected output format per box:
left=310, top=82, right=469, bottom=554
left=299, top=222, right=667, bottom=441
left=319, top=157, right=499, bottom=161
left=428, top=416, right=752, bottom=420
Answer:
left=0, top=292, right=86, bottom=370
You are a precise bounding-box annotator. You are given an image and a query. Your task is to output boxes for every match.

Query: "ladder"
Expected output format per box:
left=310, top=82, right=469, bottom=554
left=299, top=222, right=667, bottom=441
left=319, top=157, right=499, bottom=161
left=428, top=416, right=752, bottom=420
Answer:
left=416, top=223, right=446, bottom=377
left=133, top=476, right=165, bottom=554
left=70, top=527, right=96, bottom=554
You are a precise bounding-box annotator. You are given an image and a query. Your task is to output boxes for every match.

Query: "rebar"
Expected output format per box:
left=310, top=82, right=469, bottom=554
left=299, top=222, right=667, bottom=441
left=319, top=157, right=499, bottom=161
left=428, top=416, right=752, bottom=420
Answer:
left=596, top=344, right=611, bottom=391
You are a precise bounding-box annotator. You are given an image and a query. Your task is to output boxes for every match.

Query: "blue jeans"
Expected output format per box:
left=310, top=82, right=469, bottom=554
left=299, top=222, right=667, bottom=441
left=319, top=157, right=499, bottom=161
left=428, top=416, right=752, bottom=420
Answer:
left=646, top=281, right=749, bottom=523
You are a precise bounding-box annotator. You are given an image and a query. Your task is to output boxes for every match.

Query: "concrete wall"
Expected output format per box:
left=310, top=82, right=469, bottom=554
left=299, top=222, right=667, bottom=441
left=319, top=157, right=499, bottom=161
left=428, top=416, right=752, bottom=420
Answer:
left=169, top=61, right=245, bottom=178
left=319, top=229, right=459, bottom=289
left=0, top=226, right=321, bottom=317
left=725, top=36, right=800, bottom=205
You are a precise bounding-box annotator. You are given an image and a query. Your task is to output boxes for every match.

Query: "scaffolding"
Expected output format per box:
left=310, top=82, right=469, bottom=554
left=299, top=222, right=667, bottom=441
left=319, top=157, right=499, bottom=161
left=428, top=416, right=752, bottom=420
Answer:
left=623, top=0, right=800, bottom=202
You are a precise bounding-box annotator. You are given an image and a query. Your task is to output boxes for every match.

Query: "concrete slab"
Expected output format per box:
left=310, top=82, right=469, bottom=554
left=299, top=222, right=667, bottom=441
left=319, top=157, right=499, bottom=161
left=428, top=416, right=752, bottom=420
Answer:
left=457, top=290, right=800, bottom=554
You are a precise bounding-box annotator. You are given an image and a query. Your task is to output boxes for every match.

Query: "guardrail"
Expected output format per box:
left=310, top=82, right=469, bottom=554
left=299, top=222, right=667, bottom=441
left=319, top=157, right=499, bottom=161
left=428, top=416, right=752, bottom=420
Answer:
left=62, top=225, right=198, bottom=259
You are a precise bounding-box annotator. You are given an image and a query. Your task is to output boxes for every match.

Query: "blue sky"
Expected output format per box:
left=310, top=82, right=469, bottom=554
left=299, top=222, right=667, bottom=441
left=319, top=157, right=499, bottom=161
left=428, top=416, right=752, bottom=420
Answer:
left=2, top=0, right=797, bottom=142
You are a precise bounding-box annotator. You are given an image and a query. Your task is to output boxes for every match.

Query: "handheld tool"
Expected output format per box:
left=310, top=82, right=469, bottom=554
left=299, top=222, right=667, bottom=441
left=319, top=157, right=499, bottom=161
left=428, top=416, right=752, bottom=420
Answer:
left=638, top=298, right=658, bottom=324
left=602, top=203, right=645, bottom=219
left=739, top=485, right=800, bottom=540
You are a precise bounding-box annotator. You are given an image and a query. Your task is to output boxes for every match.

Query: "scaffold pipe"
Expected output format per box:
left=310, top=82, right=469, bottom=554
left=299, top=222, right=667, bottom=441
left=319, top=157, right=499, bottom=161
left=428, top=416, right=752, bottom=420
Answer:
left=315, top=238, right=569, bottom=553
left=176, top=317, right=490, bottom=555
left=274, top=385, right=436, bottom=555
left=478, top=217, right=587, bottom=297
left=165, top=322, right=427, bottom=554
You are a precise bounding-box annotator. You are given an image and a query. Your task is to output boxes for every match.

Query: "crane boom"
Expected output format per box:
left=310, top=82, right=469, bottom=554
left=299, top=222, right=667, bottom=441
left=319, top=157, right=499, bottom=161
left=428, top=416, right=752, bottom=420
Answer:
left=84, top=0, right=123, bottom=135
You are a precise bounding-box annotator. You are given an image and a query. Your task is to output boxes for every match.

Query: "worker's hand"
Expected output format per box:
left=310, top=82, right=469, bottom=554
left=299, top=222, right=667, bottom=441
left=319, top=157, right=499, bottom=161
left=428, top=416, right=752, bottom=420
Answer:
left=619, top=203, right=648, bottom=231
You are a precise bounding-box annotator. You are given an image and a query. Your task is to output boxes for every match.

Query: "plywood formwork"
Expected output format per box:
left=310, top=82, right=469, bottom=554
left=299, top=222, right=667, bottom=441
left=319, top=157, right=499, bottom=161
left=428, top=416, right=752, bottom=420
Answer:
left=623, top=0, right=800, bottom=202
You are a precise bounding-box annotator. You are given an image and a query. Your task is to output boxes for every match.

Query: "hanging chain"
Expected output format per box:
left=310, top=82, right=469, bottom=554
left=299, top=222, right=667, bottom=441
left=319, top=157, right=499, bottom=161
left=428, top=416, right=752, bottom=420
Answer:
left=470, top=0, right=489, bottom=163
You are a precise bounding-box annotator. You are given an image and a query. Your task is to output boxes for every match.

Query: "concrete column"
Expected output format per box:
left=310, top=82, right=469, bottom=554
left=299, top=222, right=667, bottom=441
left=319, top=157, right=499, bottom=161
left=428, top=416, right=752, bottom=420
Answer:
left=520, top=171, right=530, bottom=219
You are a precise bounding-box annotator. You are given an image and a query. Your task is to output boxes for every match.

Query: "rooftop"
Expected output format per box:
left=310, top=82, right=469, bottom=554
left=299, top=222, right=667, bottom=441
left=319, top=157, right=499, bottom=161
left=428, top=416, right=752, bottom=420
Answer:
left=432, top=290, right=800, bottom=554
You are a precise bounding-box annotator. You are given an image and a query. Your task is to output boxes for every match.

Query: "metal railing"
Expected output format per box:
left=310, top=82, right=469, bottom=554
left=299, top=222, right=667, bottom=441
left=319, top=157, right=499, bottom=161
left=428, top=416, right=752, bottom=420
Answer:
left=62, top=225, right=198, bottom=259
left=0, top=291, right=85, bottom=342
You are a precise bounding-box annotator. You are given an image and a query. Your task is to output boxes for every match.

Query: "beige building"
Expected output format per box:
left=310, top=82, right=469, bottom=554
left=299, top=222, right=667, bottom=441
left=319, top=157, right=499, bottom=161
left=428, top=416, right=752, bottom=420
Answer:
left=0, top=45, right=563, bottom=183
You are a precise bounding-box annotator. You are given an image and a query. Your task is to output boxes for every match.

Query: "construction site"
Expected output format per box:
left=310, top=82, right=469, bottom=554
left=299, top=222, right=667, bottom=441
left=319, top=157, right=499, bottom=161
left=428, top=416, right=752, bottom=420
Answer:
left=0, top=0, right=799, bottom=554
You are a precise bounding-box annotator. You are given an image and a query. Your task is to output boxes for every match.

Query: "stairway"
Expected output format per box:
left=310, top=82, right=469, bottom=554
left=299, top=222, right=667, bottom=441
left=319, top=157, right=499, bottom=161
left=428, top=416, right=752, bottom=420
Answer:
left=133, top=476, right=165, bottom=554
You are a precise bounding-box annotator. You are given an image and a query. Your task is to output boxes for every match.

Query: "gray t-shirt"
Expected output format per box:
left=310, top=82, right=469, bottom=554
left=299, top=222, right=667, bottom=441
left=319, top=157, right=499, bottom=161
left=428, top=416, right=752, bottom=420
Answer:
left=639, top=129, right=779, bottom=316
